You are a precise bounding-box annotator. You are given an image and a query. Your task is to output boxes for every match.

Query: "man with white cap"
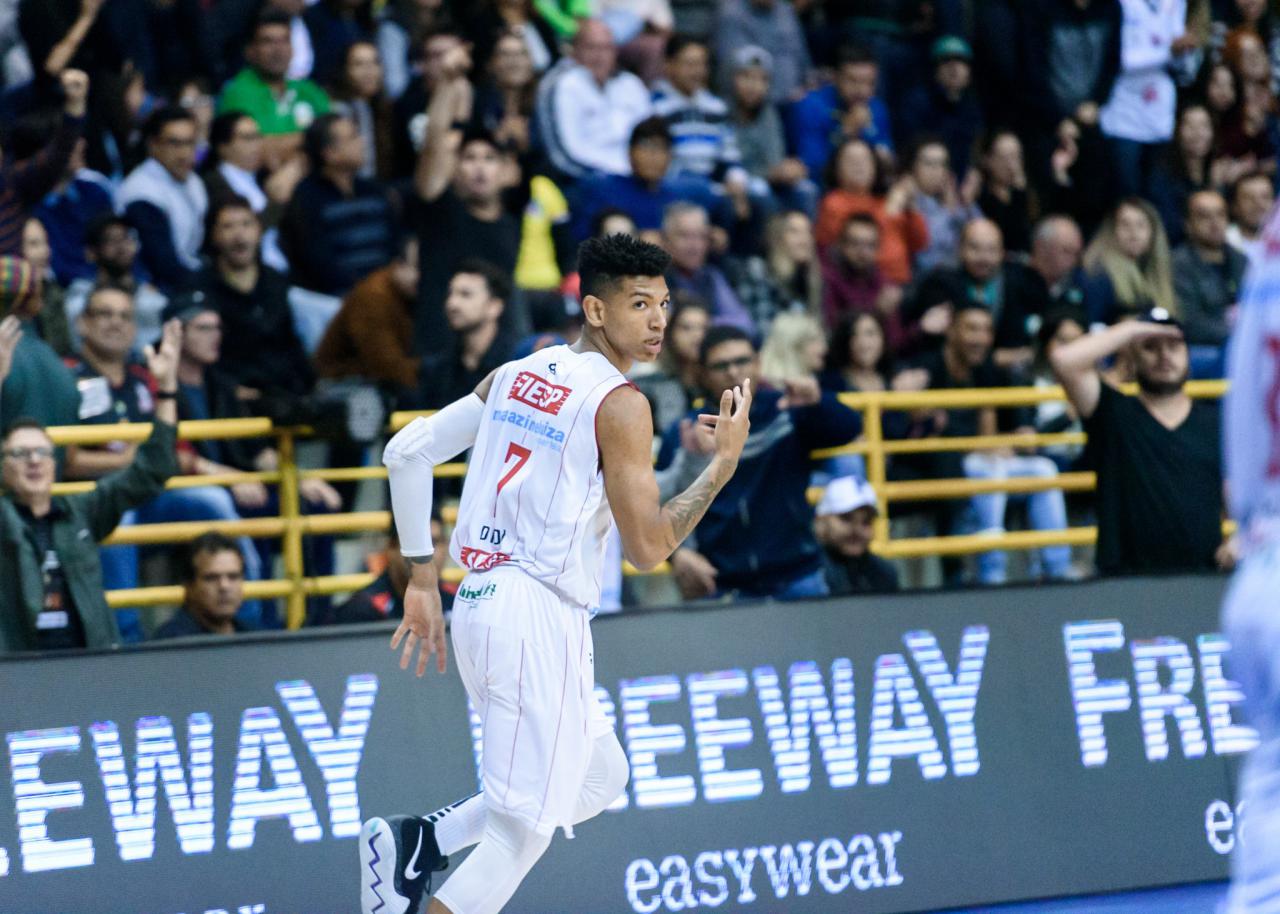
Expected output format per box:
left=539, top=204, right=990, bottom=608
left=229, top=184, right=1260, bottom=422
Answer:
left=815, top=475, right=899, bottom=596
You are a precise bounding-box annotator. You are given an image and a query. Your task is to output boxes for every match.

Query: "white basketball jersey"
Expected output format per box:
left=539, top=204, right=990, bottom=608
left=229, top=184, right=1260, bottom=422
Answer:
left=450, top=345, right=631, bottom=608
left=1225, top=204, right=1280, bottom=542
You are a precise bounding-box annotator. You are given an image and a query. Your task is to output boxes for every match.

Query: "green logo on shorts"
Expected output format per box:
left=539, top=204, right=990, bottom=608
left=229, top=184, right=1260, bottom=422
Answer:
left=458, top=581, right=498, bottom=602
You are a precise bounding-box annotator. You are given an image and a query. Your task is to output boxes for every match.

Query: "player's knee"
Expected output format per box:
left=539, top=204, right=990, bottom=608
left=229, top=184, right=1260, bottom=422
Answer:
left=487, top=810, right=550, bottom=864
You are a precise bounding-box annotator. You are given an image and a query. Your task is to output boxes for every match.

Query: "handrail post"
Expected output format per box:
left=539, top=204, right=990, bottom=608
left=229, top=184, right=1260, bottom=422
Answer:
left=279, top=428, right=306, bottom=629
left=864, top=400, right=889, bottom=548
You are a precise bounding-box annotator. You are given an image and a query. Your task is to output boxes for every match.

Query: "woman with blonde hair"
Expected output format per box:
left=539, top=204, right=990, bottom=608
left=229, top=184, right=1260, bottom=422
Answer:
left=1082, top=197, right=1176, bottom=325
left=759, top=311, right=828, bottom=388
left=734, top=210, right=824, bottom=330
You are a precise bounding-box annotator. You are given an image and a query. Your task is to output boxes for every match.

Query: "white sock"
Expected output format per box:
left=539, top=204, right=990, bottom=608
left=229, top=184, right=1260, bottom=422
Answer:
left=425, top=792, right=487, bottom=856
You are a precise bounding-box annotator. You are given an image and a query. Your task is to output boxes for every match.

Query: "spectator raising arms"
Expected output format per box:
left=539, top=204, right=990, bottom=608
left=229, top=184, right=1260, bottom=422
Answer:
left=411, top=42, right=524, bottom=356
left=0, top=319, right=182, bottom=653
left=0, top=69, right=87, bottom=257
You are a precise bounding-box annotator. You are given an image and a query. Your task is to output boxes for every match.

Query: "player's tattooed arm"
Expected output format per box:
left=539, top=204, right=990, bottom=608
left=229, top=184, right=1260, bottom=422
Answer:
left=659, top=460, right=735, bottom=549
left=599, top=382, right=751, bottom=571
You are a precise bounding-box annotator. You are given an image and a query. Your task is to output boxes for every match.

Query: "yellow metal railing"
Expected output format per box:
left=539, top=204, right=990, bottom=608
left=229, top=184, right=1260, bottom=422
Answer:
left=56, top=380, right=1226, bottom=625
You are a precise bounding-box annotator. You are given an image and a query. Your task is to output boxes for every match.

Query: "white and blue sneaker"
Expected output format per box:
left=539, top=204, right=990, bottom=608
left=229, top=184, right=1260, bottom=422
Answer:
left=360, top=815, right=448, bottom=914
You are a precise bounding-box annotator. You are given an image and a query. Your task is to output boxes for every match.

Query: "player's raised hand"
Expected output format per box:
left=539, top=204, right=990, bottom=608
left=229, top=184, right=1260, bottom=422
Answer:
left=698, top=378, right=752, bottom=465
left=391, top=581, right=448, bottom=677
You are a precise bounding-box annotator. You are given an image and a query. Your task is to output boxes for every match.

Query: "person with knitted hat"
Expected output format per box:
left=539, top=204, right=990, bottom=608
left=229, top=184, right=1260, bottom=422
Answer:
left=0, top=255, right=79, bottom=431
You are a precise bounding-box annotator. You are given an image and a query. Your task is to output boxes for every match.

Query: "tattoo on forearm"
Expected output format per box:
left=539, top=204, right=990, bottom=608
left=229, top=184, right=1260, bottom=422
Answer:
left=661, top=463, right=728, bottom=550
left=407, top=555, right=434, bottom=565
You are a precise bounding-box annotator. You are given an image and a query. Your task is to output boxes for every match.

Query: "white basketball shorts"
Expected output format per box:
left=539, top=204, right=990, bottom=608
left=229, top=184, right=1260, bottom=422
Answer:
left=450, top=565, right=611, bottom=838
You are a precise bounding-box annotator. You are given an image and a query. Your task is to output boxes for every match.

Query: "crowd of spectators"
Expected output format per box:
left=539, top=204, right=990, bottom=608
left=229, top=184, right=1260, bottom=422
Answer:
left=0, top=0, right=1261, bottom=648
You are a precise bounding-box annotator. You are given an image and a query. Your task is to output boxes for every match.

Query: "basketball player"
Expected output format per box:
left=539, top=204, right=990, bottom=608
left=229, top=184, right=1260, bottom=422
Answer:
left=360, top=234, right=752, bottom=914
left=1222, top=210, right=1280, bottom=914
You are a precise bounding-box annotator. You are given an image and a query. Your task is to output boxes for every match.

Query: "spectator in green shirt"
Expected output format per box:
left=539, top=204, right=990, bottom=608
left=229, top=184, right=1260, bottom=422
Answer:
left=534, top=0, right=593, bottom=39
left=217, top=10, right=331, bottom=170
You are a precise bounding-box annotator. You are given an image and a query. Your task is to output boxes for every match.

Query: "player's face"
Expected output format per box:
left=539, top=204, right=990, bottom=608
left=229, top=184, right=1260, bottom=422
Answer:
left=595, top=275, right=669, bottom=363
left=188, top=550, right=245, bottom=623
left=1133, top=333, right=1189, bottom=395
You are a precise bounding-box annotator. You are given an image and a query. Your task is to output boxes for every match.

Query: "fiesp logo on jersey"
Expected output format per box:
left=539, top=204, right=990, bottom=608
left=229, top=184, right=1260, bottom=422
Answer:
left=459, top=547, right=512, bottom=571
left=510, top=371, right=571, bottom=415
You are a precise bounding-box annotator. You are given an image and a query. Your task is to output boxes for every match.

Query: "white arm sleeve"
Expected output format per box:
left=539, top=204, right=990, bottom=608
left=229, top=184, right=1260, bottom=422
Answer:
left=382, top=393, right=485, bottom=557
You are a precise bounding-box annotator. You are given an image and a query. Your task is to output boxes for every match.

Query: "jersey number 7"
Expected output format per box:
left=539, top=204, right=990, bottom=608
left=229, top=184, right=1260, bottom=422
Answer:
left=496, top=442, right=533, bottom=497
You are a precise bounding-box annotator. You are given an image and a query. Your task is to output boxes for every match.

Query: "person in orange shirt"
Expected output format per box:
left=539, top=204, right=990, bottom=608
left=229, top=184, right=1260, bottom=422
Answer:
left=815, top=137, right=928, bottom=286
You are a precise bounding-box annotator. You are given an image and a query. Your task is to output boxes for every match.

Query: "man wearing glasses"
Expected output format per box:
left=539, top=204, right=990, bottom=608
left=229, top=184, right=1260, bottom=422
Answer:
left=116, top=107, right=208, bottom=293
left=655, top=325, right=862, bottom=601
left=0, top=319, right=182, bottom=654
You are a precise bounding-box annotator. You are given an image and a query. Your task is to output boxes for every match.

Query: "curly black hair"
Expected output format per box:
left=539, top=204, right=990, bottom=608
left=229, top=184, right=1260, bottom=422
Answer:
left=577, top=233, right=671, bottom=301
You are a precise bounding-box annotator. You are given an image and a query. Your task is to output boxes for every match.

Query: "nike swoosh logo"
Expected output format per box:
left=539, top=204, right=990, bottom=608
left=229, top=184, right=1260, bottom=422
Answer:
left=404, top=828, right=424, bottom=881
